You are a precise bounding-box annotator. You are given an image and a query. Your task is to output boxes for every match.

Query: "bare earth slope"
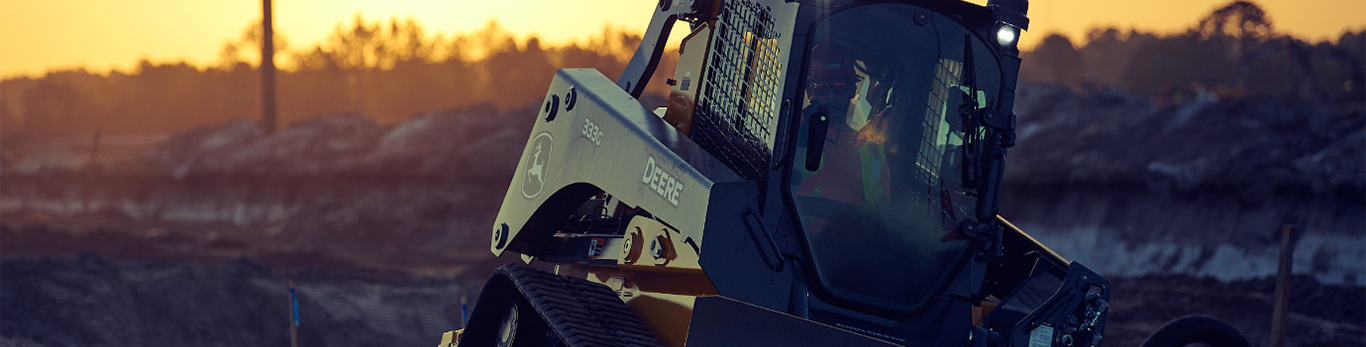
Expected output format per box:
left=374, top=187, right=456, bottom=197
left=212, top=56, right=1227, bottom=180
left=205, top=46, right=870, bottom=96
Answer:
left=2, top=90, right=1362, bottom=346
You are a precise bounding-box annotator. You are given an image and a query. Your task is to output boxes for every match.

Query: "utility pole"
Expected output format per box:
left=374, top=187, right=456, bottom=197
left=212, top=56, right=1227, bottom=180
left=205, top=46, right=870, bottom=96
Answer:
left=261, top=0, right=278, bottom=133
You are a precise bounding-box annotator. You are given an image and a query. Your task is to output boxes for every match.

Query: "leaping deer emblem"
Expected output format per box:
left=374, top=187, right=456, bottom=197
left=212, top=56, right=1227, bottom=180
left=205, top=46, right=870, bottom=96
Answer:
left=522, top=133, right=552, bottom=199
left=527, top=142, right=545, bottom=184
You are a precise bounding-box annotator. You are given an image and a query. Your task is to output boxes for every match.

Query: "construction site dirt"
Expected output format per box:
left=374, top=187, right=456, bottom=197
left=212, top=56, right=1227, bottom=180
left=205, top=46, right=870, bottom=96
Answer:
left=2, top=87, right=1362, bottom=347
left=3, top=225, right=1361, bottom=347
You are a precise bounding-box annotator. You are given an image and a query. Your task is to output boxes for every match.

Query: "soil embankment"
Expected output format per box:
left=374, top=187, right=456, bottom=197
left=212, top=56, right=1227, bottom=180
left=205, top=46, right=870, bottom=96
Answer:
left=2, top=88, right=1362, bottom=346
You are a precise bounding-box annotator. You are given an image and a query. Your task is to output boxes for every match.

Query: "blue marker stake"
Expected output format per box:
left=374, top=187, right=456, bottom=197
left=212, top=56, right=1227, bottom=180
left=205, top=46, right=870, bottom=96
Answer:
left=461, top=296, right=469, bottom=327
left=290, top=287, right=299, bottom=327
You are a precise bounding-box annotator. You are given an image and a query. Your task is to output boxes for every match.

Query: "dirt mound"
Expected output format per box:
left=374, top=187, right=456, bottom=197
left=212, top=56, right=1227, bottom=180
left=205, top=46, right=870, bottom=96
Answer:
left=6, top=147, right=85, bottom=174
left=3, top=255, right=1360, bottom=347
left=1010, top=84, right=1364, bottom=197
left=1, top=90, right=1361, bottom=346
left=143, top=119, right=266, bottom=177
left=1106, top=275, right=1365, bottom=347
left=3, top=103, right=546, bottom=276
left=1002, top=85, right=1365, bottom=285
left=142, top=104, right=533, bottom=181
left=365, top=104, right=528, bottom=180
left=0, top=255, right=478, bottom=347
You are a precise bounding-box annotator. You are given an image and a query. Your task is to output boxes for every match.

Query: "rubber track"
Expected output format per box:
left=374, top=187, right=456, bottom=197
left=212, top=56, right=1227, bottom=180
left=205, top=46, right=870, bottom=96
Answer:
left=501, top=264, right=663, bottom=347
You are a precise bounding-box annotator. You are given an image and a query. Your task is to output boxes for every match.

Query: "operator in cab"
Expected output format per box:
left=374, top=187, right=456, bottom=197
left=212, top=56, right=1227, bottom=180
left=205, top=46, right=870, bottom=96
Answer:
left=788, top=5, right=999, bottom=311
left=795, top=41, right=891, bottom=213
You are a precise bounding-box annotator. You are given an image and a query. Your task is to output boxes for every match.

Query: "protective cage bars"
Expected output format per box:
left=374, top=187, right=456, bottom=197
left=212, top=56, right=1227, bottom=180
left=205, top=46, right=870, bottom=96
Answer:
left=691, top=0, right=783, bottom=181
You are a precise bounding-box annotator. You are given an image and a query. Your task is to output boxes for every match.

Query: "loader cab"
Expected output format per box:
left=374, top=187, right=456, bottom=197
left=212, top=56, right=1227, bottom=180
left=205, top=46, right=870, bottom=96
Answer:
left=770, top=0, right=1026, bottom=331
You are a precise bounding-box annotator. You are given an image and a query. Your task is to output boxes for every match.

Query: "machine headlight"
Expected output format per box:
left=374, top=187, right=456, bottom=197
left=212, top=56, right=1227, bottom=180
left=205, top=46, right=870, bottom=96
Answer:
left=996, top=25, right=1018, bottom=47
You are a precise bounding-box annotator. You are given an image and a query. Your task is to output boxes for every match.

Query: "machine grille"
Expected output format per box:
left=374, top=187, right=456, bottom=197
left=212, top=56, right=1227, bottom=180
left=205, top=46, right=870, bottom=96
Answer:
left=691, top=0, right=782, bottom=181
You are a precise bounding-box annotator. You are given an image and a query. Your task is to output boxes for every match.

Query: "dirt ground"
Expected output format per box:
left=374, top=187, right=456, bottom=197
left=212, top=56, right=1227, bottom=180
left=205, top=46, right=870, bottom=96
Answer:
left=3, top=212, right=1361, bottom=347
left=2, top=93, right=1361, bottom=346
left=1105, top=275, right=1364, bottom=346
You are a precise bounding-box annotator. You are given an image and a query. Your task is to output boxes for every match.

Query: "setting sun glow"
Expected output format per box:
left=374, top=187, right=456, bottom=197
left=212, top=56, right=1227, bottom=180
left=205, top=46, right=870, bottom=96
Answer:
left=1, top=0, right=1362, bottom=79
left=0, top=0, right=668, bottom=78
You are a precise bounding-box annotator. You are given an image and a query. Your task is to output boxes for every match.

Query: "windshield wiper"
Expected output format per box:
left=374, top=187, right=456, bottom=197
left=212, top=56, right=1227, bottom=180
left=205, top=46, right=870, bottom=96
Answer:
left=959, top=34, right=984, bottom=191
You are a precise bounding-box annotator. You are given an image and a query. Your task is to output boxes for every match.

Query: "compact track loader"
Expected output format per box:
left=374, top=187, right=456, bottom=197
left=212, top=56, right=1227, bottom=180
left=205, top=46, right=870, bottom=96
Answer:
left=444, top=0, right=1118, bottom=346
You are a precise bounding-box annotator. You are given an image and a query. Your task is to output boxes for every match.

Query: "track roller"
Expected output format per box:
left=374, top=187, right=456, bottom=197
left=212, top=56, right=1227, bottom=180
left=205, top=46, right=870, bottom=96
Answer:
left=460, top=264, right=663, bottom=347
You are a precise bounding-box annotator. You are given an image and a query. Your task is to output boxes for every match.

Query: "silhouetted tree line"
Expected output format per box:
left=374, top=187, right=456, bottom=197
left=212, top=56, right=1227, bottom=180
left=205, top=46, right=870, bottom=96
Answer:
left=1020, top=0, right=1364, bottom=103
left=0, top=15, right=677, bottom=138
left=6, top=1, right=1362, bottom=140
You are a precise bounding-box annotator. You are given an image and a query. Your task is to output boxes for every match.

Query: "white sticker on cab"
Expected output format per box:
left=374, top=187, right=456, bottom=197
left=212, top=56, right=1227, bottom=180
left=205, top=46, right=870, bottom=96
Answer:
left=1028, top=324, right=1054, bottom=347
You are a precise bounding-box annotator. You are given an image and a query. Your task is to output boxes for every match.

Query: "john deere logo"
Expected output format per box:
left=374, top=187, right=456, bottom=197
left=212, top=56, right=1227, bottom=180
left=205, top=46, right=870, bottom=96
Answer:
left=522, top=133, right=553, bottom=199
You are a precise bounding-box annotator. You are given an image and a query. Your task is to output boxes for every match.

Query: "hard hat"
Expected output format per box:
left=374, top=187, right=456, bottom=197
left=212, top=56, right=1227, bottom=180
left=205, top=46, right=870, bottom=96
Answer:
left=807, top=42, right=861, bottom=98
left=808, top=43, right=855, bottom=82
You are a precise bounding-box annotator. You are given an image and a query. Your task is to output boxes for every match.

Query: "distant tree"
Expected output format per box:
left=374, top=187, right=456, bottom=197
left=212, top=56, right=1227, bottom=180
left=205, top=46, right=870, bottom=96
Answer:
left=23, top=75, right=94, bottom=135
left=483, top=37, right=556, bottom=109
left=1119, top=1, right=1279, bottom=97
left=1, top=90, right=21, bottom=138
left=1194, top=0, right=1274, bottom=42
left=1020, top=33, right=1083, bottom=88
left=551, top=26, right=647, bottom=88
left=0, top=14, right=696, bottom=138
left=1076, top=27, right=1156, bottom=87
left=550, top=26, right=671, bottom=98
left=1333, top=31, right=1366, bottom=99
left=1339, top=31, right=1366, bottom=70
left=468, top=20, right=519, bottom=61
left=329, top=15, right=387, bottom=69
left=1196, top=0, right=1276, bottom=83
left=216, top=21, right=291, bottom=68
left=1121, top=33, right=1236, bottom=97
left=127, top=60, right=220, bottom=131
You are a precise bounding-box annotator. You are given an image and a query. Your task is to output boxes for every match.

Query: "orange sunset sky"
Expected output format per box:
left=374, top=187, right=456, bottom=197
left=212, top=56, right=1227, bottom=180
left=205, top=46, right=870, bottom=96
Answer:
left=1, top=0, right=1362, bottom=80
